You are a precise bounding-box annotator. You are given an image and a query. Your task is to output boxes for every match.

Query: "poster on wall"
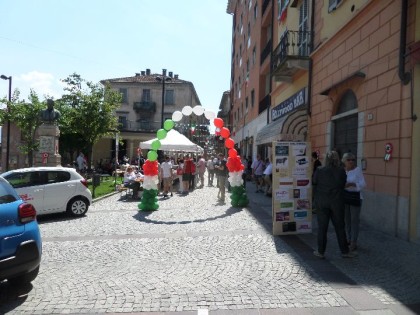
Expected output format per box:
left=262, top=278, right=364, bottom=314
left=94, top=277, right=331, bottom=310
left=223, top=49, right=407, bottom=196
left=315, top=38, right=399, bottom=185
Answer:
left=272, top=141, right=312, bottom=235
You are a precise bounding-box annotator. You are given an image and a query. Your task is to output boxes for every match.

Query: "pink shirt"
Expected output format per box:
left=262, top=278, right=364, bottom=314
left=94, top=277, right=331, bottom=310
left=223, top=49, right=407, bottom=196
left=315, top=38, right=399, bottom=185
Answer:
left=198, top=158, right=206, bottom=173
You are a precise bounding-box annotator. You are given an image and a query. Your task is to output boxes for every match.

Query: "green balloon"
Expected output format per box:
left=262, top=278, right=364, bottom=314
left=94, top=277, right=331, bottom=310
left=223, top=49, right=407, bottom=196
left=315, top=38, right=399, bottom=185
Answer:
left=157, top=129, right=167, bottom=140
left=151, top=140, right=161, bottom=151
left=164, top=119, right=175, bottom=131
left=147, top=150, right=158, bottom=161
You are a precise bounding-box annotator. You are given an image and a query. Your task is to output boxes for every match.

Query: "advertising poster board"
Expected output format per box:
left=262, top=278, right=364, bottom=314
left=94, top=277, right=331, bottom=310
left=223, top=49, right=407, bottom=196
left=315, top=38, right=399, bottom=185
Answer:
left=272, top=141, right=312, bottom=235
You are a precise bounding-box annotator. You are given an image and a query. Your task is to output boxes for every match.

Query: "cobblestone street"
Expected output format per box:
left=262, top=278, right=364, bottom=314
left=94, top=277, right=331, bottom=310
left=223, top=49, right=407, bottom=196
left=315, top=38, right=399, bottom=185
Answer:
left=1, top=182, right=420, bottom=314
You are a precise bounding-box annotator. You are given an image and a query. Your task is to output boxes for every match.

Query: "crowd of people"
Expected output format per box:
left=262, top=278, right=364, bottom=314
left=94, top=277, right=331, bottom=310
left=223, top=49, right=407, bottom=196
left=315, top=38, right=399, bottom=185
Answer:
left=77, top=148, right=365, bottom=258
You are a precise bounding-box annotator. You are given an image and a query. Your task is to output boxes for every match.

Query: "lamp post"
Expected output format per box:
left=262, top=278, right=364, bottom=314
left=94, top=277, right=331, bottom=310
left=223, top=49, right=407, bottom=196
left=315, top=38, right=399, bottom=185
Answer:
left=1, top=75, right=11, bottom=171
left=156, top=69, right=172, bottom=128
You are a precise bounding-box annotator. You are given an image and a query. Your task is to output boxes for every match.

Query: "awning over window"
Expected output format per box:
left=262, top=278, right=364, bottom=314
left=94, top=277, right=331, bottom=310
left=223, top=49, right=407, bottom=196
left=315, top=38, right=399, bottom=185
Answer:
left=256, top=109, right=308, bottom=145
left=256, top=117, right=286, bottom=145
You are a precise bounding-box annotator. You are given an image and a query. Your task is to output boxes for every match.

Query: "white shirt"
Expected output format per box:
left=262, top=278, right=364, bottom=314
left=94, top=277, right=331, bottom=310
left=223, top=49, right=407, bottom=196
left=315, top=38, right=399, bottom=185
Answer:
left=123, top=171, right=137, bottom=184
left=207, top=159, right=214, bottom=170
left=263, top=163, right=272, bottom=175
left=345, top=166, right=366, bottom=198
left=76, top=155, right=85, bottom=170
left=161, top=161, right=173, bottom=178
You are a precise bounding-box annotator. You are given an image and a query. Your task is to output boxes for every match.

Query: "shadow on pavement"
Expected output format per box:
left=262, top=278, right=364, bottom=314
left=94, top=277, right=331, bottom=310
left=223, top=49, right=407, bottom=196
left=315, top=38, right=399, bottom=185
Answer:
left=132, top=206, right=242, bottom=225
left=0, top=281, right=32, bottom=314
left=243, top=179, right=420, bottom=309
left=37, top=212, right=85, bottom=224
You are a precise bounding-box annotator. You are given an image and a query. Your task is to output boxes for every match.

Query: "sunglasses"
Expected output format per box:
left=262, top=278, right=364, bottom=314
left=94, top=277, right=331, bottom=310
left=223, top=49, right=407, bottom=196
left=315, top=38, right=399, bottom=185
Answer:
left=346, top=159, right=355, bottom=161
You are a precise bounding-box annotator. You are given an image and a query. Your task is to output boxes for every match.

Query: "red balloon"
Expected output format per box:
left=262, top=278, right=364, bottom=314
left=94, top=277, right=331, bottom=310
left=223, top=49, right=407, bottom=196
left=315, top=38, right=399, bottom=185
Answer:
left=225, top=138, right=234, bottom=149
left=228, top=148, right=237, bottom=158
left=220, top=127, right=230, bottom=139
left=214, top=118, right=224, bottom=129
left=227, top=156, right=242, bottom=172
left=143, top=160, right=159, bottom=176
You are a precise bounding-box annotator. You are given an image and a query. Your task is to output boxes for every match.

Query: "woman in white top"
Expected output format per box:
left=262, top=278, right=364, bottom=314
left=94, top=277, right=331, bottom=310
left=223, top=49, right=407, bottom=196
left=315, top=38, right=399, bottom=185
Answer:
left=123, top=166, right=141, bottom=199
left=342, top=152, right=366, bottom=251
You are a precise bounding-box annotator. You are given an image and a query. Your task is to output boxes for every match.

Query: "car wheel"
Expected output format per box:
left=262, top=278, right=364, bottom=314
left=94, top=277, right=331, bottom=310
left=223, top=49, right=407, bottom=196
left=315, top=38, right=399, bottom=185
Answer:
left=8, top=266, right=40, bottom=286
left=67, top=197, right=89, bottom=217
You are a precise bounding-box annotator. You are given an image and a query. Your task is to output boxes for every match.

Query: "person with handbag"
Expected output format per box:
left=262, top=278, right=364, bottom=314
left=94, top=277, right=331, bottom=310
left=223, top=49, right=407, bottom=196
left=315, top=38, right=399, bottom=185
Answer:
left=342, top=152, right=366, bottom=251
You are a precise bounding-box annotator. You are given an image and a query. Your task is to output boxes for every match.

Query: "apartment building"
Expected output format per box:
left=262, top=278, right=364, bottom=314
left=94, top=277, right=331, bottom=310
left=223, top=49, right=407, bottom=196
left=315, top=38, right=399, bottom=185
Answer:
left=227, top=0, right=273, bottom=160
left=226, top=0, right=420, bottom=243
left=96, top=69, right=201, bottom=162
left=310, top=0, right=420, bottom=242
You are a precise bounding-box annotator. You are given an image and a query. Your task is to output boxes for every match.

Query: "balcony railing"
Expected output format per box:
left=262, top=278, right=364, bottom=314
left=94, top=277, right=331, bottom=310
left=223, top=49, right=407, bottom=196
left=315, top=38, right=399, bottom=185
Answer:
left=118, top=120, right=161, bottom=133
left=260, top=39, right=272, bottom=65
left=272, top=30, right=312, bottom=81
left=133, top=101, right=156, bottom=112
left=259, top=94, right=270, bottom=114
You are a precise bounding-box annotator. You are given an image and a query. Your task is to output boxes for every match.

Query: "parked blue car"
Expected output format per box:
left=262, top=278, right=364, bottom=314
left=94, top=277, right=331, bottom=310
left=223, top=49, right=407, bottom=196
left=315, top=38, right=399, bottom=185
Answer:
left=0, top=176, right=42, bottom=285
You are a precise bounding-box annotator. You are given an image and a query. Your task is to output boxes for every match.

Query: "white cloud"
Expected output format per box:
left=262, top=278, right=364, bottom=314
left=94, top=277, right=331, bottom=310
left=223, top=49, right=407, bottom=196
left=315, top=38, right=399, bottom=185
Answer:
left=16, top=71, right=64, bottom=100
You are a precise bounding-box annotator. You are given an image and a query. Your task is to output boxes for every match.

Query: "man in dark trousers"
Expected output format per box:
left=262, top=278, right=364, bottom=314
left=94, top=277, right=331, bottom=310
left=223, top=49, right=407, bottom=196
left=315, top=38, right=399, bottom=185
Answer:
left=214, top=153, right=228, bottom=203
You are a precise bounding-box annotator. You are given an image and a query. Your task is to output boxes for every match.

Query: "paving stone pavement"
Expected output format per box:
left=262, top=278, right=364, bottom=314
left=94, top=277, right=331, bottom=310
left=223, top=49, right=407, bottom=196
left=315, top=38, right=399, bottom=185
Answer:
left=0, top=179, right=420, bottom=314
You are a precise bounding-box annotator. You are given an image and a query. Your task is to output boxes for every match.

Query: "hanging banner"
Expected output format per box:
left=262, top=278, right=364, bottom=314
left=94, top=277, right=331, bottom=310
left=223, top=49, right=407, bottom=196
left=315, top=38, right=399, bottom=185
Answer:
left=272, top=141, right=312, bottom=235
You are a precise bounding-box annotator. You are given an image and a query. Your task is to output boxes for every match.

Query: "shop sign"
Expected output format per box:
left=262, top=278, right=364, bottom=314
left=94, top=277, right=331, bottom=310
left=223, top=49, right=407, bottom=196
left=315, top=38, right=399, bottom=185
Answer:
left=271, top=88, right=306, bottom=121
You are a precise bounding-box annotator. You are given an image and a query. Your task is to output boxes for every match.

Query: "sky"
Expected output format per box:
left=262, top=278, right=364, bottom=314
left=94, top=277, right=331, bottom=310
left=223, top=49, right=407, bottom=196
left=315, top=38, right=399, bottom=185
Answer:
left=0, top=0, right=233, bottom=117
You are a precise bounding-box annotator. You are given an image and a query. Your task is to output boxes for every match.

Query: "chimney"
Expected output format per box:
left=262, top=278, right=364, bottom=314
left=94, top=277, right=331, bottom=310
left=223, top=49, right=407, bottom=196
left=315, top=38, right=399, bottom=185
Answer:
left=169, top=71, right=173, bottom=78
left=146, top=69, right=151, bottom=75
left=141, top=71, right=145, bottom=76
left=135, top=73, right=140, bottom=76
left=174, top=74, right=179, bottom=79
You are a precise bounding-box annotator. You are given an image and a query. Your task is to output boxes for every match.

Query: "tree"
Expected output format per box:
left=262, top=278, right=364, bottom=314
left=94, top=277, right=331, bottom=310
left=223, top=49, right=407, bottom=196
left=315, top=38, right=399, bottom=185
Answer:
left=0, top=90, right=45, bottom=167
left=59, top=73, right=121, bottom=169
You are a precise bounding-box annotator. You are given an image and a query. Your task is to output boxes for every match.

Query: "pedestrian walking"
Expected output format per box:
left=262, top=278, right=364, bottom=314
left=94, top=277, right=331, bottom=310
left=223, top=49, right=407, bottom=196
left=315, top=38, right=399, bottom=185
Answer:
left=251, top=154, right=265, bottom=192
left=312, top=151, right=356, bottom=259
left=241, top=156, right=248, bottom=188
left=342, top=152, right=366, bottom=251
left=263, top=157, right=272, bottom=196
left=206, top=156, right=215, bottom=186
left=214, top=153, right=228, bottom=203
left=197, top=155, right=206, bottom=188
left=160, top=155, right=173, bottom=198
left=176, top=158, right=184, bottom=193
left=182, top=154, right=193, bottom=194
left=76, top=152, right=87, bottom=174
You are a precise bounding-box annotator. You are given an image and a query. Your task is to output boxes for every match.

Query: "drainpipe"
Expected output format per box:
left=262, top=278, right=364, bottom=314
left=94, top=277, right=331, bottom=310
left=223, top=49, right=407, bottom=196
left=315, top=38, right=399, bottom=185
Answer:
left=399, top=0, right=411, bottom=85
left=268, top=0, right=275, bottom=125
left=307, top=0, right=316, bottom=117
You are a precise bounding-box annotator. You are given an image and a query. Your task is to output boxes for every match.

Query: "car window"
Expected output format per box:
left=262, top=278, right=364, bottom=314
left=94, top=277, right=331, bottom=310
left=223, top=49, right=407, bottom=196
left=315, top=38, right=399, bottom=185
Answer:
left=0, top=178, right=19, bottom=204
left=4, top=171, right=44, bottom=188
left=46, top=171, right=70, bottom=184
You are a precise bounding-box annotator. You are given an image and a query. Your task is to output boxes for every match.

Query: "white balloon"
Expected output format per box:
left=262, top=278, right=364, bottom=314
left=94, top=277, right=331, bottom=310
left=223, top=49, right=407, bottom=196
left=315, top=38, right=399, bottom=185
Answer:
left=204, top=110, right=216, bottom=120
left=172, top=111, right=183, bottom=122
left=192, top=105, right=205, bottom=116
left=182, top=106, right=193, bottom=116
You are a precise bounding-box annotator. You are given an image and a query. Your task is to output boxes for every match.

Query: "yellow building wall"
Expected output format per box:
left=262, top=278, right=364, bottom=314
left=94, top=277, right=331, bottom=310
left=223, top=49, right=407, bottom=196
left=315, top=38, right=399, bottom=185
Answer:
left=320, top=0, right=370, bottom=42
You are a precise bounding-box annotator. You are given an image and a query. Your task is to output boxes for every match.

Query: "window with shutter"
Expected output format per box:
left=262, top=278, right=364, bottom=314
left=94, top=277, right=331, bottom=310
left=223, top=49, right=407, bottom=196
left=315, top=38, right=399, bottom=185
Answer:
left=298, top=0, right=308, bottom=56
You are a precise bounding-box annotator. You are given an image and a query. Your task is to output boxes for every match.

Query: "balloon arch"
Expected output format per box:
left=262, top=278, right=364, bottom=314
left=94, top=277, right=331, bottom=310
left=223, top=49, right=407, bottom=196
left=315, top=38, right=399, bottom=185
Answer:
left=138, top=105, right=249, bottom=211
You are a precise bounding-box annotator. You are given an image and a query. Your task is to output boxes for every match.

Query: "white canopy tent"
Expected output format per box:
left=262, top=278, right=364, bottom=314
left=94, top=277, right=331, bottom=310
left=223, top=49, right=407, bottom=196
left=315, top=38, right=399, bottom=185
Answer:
left=140, top=129, right=204, bottom=153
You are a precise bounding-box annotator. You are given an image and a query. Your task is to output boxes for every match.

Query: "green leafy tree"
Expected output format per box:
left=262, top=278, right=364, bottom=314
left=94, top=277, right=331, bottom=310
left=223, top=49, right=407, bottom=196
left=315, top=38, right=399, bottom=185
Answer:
left=59, top=73, right=121, bottom=169
left=0, top=90, right=45, bottom=167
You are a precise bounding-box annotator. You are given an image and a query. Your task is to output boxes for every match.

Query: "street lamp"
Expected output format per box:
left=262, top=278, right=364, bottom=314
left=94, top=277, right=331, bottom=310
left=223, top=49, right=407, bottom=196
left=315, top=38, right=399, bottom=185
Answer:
left=156, top=69, right=172, bottom=128
left=1, top=75, right=11, bottom=171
